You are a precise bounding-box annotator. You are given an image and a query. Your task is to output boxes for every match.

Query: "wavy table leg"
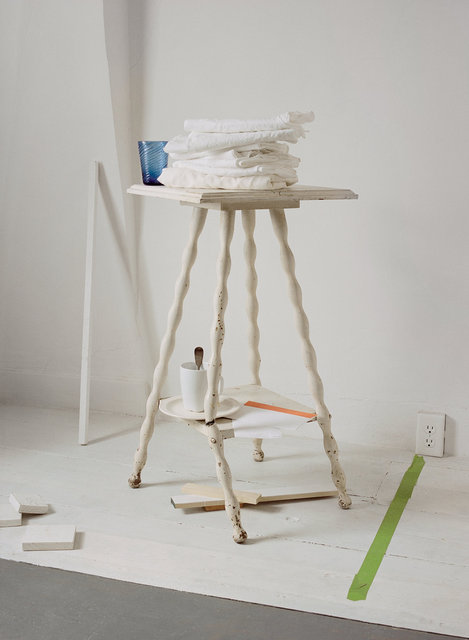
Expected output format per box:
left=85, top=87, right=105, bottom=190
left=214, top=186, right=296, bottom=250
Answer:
left=269, top=208, right=351, bottom=509
left=128, top=207, right=207, bottom=488
left=204, top=210, right=247, bottom=543
left=241, top=210, right=264, bottom=462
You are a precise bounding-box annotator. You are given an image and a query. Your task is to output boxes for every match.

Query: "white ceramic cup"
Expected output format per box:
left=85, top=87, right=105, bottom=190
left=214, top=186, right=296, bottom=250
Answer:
left=179, top=362, right=224, bottom=412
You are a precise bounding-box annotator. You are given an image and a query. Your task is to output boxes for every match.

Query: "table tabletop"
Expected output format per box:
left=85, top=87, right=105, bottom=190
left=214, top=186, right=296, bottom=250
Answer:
left=127, top=184, right=358, bottom=210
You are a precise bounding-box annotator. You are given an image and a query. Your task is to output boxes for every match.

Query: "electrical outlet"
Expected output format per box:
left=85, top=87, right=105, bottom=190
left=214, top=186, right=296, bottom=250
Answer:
left=416, top=412, right=446, bottom=457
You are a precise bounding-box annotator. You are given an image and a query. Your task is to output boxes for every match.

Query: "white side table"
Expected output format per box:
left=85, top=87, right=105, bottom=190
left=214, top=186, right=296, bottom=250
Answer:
left=126, top=184, right=358, bottom=543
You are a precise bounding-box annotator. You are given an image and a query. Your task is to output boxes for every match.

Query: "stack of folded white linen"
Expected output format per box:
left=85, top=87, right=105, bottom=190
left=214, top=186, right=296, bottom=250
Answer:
left=159, top=111, right=314, bottom=190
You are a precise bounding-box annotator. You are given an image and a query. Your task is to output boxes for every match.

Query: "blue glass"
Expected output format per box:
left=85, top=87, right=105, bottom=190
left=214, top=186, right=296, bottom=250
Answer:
left=138, top=141, right=168, bottom=185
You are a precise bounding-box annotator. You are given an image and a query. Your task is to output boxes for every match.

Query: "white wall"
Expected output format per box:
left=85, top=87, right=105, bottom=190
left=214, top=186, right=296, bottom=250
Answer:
left=0, top=0, right=147, bottom=414
left=1, top=0, right=468, bottom=455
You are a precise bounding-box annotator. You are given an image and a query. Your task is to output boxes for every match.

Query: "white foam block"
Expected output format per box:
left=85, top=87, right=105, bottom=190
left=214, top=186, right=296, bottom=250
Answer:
left=9, top=493, right=49, bottom=514
left=22, top=525, right=76, bottom=551
left=0, top=504, right=22, bottom=527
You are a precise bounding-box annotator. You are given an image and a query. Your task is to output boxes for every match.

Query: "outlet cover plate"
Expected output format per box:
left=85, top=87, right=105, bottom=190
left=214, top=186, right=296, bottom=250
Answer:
left=416, top=411, right=446, bottom=457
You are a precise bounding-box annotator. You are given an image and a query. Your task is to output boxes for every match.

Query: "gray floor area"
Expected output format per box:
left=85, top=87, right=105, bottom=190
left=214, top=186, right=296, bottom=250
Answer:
left=0, top=559, right=463, bottom=640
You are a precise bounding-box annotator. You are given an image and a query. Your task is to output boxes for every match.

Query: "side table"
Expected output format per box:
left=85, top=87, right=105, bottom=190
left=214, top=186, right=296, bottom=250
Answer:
left=126, top=184, right=358, bottom=543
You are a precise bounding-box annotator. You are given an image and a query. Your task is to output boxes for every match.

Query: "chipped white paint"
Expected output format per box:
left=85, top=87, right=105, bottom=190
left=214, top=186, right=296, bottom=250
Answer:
left=241, top=209, right=264, bottom=463
left=203, top=210, right=246, bottom=543
left=269, top=208, right=351, bottom=509
left=128, top=207, right=207, bottom=488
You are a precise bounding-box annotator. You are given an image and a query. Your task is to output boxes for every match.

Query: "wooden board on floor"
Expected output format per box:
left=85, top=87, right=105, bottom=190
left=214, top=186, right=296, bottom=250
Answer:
left=22, top=525, right=76, bottom=551
left=172, top=487, right=338, bottom=510
left=181, top=483, right=261, bottom=504
left=0, top=504, right=22, bottom=527
left=9, top=492, right=49, bottom=514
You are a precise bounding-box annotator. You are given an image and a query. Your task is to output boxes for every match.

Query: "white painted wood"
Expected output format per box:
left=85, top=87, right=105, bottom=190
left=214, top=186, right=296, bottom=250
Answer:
left=203, top=210, right=246, bottom=543
left=172, top=487, right=337, bottom=509
left=181, top=483, right=261, bottom=505
left=127, top=184, right=358, bottom=207
left=22, top=525, right=76, bottom=551
left=9, top=493, right=48, bottom=514
left=179, top=199, right=301, bottom=211
left=128, top=207, right=207, bottom=488
left=270, top=209, right=351, bottom=509
left=79, top=160, right=99, bottom=446
left=258, top=487, right=338, bottom=502
left=0, top=504, right=22, bottom=527
left=241, top=211, right=261, bottom=387
left=171, top=494, right=232, bottom=509
left=241, top=210, right=264, bottom=464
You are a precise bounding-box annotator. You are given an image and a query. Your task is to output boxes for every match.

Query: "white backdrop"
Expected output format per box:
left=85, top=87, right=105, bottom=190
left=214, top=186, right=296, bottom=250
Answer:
left=1, top=0, right=468, bottom=455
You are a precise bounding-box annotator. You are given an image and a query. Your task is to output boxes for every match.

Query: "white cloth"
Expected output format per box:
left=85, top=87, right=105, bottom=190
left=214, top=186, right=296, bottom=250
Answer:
left=172, top=161, right=298, bottom=180
left=159, top=167, right=296, bottom=190
left=231, top=405, right=308, bottom=439
left=168, top=142, right=290, bottom=161
left=164, top=128, right=305, bottom=156
left=184, top=111, right=315, bottom=133
left=173, top=150, right=300, bottom=170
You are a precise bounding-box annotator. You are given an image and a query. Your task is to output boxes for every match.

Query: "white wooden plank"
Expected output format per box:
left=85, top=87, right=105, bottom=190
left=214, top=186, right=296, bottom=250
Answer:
left=127, top=184, right=358, bottom=206
left=0, top=504, right=22, bottom=527
left=173, top=486, right=337, bottom=509
left=79, top=160, right=99, bottom=446
left=9, top=492, right=48, bottom=514
left=22, top=525, right=76, bottom=551
left=171, top=494, right=226, bottom=509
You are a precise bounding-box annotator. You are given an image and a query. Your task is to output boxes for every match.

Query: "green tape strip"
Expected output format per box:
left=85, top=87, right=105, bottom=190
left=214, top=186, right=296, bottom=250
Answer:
left=347, top=454, right=425, bottom=601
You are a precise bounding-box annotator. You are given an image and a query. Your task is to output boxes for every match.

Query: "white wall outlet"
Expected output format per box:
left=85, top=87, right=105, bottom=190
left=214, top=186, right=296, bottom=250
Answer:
left=416, top=411, right=446, bottom=457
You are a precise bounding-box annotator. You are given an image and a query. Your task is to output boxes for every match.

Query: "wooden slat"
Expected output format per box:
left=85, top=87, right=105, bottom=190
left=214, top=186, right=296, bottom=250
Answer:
left=171, top=487, right=338, bottom=509
left=181, top=483, right=261, bottom=504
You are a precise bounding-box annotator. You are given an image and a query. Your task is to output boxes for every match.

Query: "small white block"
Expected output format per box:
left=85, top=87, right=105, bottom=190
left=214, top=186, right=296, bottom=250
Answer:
left=0, top=504, right=22, bottom=527
left=9, top=493, right=49, bottom=514
left=22, top=525, right=76, bottom=551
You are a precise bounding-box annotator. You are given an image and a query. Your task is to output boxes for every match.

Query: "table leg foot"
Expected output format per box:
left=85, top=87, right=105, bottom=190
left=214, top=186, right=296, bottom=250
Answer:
left=338, top=493, right=352, bottom=509
left=128, top=472, right=141, bottom=488
left=252, top=438, right=264, bottom=461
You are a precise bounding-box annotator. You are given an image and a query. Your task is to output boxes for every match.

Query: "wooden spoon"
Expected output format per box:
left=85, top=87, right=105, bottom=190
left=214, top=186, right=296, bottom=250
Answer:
left=194, top=346, right=204, bottom=370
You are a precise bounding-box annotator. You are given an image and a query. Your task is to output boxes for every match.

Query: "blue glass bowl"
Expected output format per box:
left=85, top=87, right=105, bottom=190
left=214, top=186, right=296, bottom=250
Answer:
left=138, top=141, right=168, bottom=185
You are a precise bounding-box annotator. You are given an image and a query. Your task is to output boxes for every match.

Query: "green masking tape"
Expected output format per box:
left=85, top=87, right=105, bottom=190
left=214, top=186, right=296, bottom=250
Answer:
left=347, top=454, right=425, bottom=601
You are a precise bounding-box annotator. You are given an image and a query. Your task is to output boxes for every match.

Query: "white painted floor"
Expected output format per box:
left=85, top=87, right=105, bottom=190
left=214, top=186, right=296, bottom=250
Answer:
left=0, top=404, right=468, bottom=638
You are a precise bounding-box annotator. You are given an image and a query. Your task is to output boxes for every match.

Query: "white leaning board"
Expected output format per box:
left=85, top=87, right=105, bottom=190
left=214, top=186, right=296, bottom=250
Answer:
left=22, top=525, right=76, bottom=551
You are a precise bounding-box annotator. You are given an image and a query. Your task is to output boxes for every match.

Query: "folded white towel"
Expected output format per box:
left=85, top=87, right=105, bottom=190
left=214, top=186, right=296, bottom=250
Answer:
left=164, top=128, right=305, bottom=155
left=159, top=167, right=297, bottom=190
left=172, top=161, right=298, bottom=180
left=184, top=111, right=315, bottom=133
left=169, top=141, right=290, bottom=161
left=173, top=150, right=300, bottom=170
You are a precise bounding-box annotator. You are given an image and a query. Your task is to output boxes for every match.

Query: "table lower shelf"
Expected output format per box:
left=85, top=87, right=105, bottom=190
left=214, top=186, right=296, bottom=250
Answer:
left=158, top=384, right=317, bottom=439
